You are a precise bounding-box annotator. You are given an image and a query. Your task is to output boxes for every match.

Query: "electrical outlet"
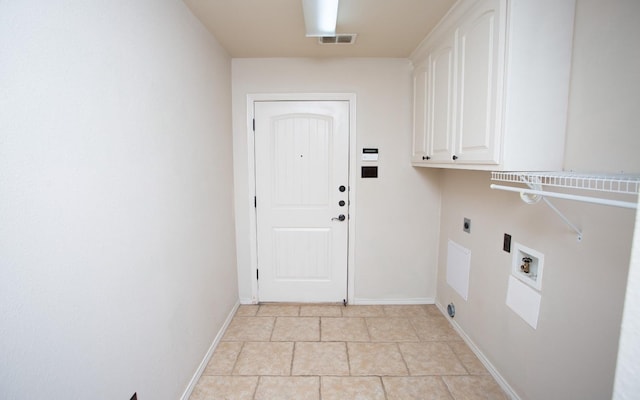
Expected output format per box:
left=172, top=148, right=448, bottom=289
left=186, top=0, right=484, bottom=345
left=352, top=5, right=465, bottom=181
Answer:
left=463, top=218, right=471, bottom=233
left=503, top=233, right=512, bottom=252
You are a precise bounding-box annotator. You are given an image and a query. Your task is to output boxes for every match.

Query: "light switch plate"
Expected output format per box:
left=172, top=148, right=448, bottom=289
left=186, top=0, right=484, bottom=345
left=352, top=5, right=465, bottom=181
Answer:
left=503, top=233, right=512, bottom=252
left=362, top=154, right=378, bottom=161
left=362, top=148, right=378, bottom=161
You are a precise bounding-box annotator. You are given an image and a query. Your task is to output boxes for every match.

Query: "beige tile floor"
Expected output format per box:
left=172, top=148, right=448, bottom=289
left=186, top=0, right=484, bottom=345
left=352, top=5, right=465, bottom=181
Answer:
left=190, top=304, right=508, bottom=400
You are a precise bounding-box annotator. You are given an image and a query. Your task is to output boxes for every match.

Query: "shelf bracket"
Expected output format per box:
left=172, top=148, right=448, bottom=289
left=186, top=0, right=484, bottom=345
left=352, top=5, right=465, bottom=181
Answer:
left=522, top=175, right=582, bottom=241
left=541, top=197, right=583, bottom=241
left=490, top=183, right=584, bottom=241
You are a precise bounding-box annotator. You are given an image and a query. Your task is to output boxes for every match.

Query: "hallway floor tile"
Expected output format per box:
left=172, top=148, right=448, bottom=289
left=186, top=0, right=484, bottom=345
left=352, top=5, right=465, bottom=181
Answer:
left=190, top=304, right=507, bottom=400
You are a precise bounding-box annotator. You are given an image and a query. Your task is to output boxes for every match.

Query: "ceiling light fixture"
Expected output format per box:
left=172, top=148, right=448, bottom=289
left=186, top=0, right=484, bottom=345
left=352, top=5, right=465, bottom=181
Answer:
left=302, top=0, right=339, bottom=37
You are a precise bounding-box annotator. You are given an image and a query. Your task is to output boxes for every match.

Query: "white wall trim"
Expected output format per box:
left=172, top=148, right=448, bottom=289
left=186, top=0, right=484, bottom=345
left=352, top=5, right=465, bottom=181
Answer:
left=435, top=301, right=520, bottom=400
left=180, top=301, right=240, bottom=400
left=246, top=95, right=259, bottom=304
left=354, top=298, right=435, bottom=305
left=239, top=297, right=254, bottom=305
left=246, top=93, right=357, bottom=305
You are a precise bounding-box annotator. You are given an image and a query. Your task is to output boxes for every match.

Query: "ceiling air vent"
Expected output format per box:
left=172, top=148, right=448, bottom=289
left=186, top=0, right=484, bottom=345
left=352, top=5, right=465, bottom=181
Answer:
left=319, top=34, right=357, bottom=45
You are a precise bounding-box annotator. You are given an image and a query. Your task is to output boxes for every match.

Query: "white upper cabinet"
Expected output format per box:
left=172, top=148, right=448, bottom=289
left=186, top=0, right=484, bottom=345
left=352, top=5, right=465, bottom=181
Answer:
left=411, top=62, right=429, bottom=162
left=428, top=35, right=456, bottom=163
left=411, top=36, right=455, bottom=164
left=410, top=0, right=575, bottom=171
left=455, top=0, right=503, bottom=164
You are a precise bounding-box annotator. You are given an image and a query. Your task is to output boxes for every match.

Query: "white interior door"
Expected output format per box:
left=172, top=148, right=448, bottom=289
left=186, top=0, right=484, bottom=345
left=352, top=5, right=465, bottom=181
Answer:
left=254, top=101, right=349, bottom=303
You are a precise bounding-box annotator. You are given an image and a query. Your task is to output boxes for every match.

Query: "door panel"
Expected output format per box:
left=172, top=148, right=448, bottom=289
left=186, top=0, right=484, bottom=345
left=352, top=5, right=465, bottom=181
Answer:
left=273, top=228, right=331, bottom=280
left=273, top=116, right=330, bottom=206
left=427, top=38, right=455, bottom=162
left=255, top=101, right=349, bottom=303
left=455, top=0, right=502, bottom=163
left=411, top=63, right=429, bottom=161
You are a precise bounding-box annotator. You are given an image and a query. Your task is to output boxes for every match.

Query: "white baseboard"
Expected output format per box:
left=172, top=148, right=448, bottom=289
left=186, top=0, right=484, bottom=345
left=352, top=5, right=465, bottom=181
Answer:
left=180, top=300, right=240, bottom=400
left=353, top=297, right=435, bottom=305
left=434, top=301, right=520, bottom=400
left=239, top=298, right=434, bottom=305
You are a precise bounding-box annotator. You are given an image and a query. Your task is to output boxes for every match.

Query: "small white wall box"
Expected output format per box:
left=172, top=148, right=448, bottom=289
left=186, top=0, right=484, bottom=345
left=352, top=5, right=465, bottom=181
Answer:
left=512, top=242, right=544, bottom=291
left=447, top=240, right=471, bottom=300
left=362, top=148, right=378, bottom=161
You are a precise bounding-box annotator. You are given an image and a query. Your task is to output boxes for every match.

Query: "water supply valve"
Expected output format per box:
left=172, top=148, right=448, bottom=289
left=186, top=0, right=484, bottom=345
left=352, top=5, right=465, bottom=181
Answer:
left=521, top=257, right=532, bottom=274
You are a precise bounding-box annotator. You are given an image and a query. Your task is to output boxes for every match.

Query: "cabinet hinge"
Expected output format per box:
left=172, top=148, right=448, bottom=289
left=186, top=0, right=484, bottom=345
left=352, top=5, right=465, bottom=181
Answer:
left=252, top=118, right=255, bottom=132
left=256, top=269, right=259, bottom=280
left=254, top=196, right=257, bottom=208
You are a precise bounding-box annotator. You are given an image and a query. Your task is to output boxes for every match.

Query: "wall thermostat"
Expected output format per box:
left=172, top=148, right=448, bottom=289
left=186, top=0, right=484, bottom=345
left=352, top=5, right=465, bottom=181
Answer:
left=362, top=148, right=378, bottom=161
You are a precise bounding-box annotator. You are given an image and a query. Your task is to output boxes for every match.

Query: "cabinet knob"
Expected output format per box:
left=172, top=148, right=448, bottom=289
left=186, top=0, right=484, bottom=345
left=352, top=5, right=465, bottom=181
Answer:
left=422, top=155, right=431, bottom=160
left=452, top=155, right=458, bottom=161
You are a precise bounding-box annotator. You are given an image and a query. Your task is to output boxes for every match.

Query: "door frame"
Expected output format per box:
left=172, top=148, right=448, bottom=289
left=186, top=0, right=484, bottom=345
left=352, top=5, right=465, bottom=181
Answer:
left=246, top=93, right=357, bottom=304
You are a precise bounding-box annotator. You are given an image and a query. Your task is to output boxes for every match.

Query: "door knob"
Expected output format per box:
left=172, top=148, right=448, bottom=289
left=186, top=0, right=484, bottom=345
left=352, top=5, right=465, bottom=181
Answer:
left=332, top=214, right=346, bottom=221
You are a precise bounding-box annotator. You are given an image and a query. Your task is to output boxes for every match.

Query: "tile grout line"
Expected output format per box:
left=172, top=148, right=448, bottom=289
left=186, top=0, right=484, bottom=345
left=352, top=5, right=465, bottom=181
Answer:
left=379, top=375, right=390, bottom=400
left=406, top=316, right=422, bottom=341
left=361, top=317, right=371, bottom=342
left=445, top=341, right=471, bottom=376
left=407, top=317, right=420, bottom=342
left=345, top=341, right=352, bottom=377
left=230, top=341, right=246, bottom=376
left=395, top=341, right=412, bottom=378
left=251, top=375, right=260, bottom=400
left=440, top=375, right=458, bottom=400
left=268, top=316, right=277, bottom=341
left=364, top=317, right=372, bottom=342
left=290, top=341, right=297, bottom=377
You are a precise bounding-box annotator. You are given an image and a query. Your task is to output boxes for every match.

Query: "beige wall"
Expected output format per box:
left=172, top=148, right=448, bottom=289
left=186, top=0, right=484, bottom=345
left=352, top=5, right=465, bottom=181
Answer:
left=435, top=1, right=640, bottom=399
left=232, top=58, right=442, bottom=303
left=564, top=0, right=640, bottom=174
left=437, top=170, right=633, bottom=399
left=0, top=2, right=237, bottom=399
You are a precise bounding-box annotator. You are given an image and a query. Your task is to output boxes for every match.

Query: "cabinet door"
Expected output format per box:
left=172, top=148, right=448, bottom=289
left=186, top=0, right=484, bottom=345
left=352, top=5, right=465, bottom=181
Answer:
left=411, top=62, right=429, bottom=163
left=454, top=0, right=505, bottom=164
left=426, top=37, right=455, bottom=163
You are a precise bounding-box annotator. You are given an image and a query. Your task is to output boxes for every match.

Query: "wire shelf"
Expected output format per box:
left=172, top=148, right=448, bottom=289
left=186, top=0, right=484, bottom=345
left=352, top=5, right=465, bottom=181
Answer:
left=491, top=172, right=640, bottom=195
left=491, top=171, right=639, bottom=241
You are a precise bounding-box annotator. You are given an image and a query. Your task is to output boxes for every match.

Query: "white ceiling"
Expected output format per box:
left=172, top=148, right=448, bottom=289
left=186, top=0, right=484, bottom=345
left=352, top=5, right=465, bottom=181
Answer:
left=183, top=0, right=456, bottom=58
